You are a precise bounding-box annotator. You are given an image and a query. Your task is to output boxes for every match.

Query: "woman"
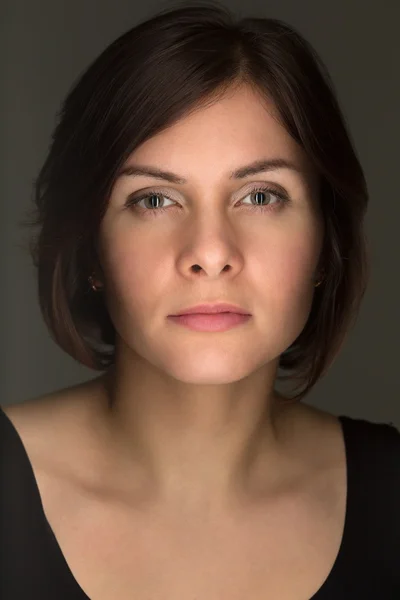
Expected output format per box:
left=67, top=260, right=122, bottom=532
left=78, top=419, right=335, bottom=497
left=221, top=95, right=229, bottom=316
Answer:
left=1, top=2, right=399, bottom=599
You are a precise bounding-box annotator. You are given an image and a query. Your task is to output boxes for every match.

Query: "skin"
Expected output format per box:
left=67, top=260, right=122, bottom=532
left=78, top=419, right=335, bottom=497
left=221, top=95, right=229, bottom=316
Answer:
left=91, top=83, right=325, bottom=513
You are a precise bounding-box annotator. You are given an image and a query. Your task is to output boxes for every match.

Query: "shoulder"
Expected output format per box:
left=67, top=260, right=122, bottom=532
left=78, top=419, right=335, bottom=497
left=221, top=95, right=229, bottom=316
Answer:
left=0, top=376, right=106, bottom=476
left=1, top=374, right=106, bottom=427
left=282, top=402, right=400, bottom=477
left=344, top=415, right=400, bottom=551
left=339, top=412, right=400, bottom=457
left=338, top=414, right=400, bottom=525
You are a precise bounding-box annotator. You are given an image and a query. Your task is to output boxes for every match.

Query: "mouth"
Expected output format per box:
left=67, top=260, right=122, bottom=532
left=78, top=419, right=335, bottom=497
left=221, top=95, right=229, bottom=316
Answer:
left=171, top=303, right=251, bottom=316
left=167, top=311, right=252, bottom=332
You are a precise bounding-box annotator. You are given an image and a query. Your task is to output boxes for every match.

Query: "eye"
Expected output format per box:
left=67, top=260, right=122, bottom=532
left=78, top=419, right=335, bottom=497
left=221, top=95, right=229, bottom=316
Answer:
left=240, top=186, right=288, bottom=210
left=125, top=185, right=290, bottom=217
left=125, top=190, right=175, bottom=214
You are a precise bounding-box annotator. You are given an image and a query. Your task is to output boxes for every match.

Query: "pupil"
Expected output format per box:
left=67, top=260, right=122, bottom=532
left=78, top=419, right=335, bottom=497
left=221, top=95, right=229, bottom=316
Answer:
left=150, top=194, right=160, bottom=208
left=254, top=191, right=265, bottom=205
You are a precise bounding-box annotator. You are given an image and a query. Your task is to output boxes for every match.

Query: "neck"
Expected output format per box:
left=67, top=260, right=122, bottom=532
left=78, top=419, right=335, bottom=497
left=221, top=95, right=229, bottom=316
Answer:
left=94, top=364, right=298, bottom=511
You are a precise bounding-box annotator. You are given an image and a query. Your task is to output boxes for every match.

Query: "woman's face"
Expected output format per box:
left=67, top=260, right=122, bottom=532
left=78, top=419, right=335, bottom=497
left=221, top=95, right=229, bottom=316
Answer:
left=96, top=85, right=324, bottom=385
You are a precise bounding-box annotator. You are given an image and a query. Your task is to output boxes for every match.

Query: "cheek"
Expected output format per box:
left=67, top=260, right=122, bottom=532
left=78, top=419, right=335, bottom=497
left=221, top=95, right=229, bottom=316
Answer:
left=100, top=236, right=167, bottom=319
left=251, top=233, right=320, bottom=329
left=277, top=259, right=317, bottom=324
left=254, top=229, right=319, bottom=286
left=279, top=250, right=317, bottom=291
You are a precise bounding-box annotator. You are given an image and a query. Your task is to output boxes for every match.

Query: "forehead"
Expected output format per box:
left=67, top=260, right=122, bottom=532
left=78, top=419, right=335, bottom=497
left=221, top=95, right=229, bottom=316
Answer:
left=134, top=86, right=308, bottom=159
left=119, top=84, right=318, bottom=190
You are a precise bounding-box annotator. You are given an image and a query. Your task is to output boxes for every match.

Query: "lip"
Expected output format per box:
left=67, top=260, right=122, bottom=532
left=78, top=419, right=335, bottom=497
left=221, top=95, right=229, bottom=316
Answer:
left=170, top=303, right=251, bottom=316
left=167, top=312, right=251, bottom=332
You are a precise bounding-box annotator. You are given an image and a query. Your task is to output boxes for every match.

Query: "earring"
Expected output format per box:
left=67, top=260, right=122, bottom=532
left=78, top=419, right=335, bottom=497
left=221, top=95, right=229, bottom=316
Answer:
left=314, top=269, right=325, bottom=288
left=88, top=273, right=103, bottom=292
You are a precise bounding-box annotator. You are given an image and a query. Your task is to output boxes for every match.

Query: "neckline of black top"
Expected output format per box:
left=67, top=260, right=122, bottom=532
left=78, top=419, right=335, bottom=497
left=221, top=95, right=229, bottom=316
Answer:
left=1, top=406, right=354, bottom=600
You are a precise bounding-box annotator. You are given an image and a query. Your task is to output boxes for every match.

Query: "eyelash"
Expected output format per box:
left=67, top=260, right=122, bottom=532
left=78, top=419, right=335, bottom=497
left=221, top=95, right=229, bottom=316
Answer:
left=125, top=185, right=290, bottom=218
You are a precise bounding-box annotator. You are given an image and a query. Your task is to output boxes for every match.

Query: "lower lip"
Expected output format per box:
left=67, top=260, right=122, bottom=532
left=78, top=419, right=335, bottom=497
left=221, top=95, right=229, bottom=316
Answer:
left=167, top=312, right=251, bottom=332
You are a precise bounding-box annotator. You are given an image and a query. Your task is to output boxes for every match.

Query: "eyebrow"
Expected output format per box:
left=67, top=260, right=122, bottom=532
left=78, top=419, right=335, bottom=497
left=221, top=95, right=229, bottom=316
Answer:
left=117, top=157, right=303, bottom=184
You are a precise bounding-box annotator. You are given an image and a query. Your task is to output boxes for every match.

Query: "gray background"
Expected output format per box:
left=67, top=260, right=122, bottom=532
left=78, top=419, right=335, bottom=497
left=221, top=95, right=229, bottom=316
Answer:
left=1, top=0, right=399, bottom=425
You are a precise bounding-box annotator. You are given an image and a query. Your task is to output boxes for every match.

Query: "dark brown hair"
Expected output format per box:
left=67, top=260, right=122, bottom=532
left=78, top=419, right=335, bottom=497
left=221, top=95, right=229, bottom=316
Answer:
left=20, top=1, right=370, bottom=402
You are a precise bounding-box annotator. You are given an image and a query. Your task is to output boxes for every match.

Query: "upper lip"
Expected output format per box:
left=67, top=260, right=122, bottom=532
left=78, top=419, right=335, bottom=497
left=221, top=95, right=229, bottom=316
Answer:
left=171, top=303, right=251, bottom=316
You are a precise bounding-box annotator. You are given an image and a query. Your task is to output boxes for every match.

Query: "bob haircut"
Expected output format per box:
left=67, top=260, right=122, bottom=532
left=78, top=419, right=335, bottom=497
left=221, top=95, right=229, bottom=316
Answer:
left=21, top=1, right=370, bottom=402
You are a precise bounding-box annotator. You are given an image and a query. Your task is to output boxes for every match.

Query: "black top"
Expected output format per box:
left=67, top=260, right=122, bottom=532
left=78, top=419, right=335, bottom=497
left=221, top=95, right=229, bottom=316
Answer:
left=1, top=404, right=400, bottom=599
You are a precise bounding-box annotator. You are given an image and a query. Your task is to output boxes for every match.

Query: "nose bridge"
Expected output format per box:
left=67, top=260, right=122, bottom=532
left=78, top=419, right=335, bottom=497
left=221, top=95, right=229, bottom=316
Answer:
left=183, top=199, right=238, bottom=247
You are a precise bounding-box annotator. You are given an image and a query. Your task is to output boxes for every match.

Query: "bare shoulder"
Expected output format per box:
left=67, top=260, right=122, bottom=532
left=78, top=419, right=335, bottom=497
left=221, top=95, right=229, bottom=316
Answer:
left=302, top=402, right=344, bottom=450
left=278, top=400, right=345, bottom=473
left=1, top=376, right=107, bottom=476
left=2, top=377, right=98, bottom=426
